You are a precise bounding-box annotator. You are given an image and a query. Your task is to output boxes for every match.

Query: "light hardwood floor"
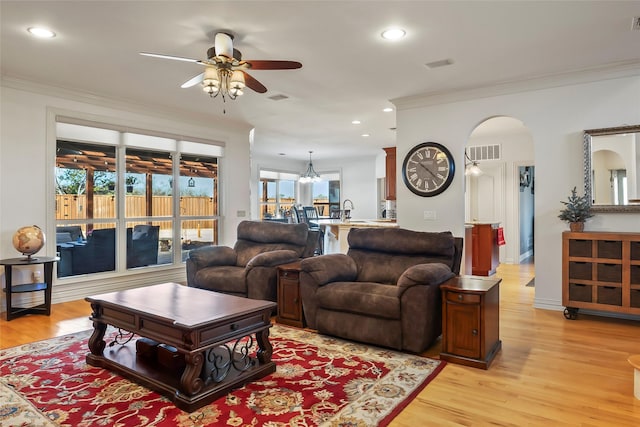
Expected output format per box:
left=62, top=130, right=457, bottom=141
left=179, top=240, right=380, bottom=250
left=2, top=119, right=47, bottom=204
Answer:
left=2, top=263, right=640, bottom=426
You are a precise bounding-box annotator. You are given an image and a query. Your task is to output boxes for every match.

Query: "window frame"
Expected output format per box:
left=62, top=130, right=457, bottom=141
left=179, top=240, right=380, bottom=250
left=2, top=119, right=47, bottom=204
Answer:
left=53, top=118, right=222, bottom=278
left=258, top=170, right=298, bottom=220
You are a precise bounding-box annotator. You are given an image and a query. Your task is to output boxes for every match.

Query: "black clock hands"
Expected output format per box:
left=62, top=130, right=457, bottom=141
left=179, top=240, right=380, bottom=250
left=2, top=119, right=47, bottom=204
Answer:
left=417, top=161, right=437, bottom=179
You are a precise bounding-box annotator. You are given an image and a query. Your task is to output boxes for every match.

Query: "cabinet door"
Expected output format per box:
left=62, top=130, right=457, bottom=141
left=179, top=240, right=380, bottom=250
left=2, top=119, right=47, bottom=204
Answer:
left=445, top=301, right=481, bottom=359
left=279, top=274, right=301, bottom=321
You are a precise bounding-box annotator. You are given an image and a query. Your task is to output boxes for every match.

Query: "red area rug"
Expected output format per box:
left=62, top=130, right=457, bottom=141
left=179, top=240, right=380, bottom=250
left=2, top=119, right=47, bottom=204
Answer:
left=1, top=325, right=445, bottom=426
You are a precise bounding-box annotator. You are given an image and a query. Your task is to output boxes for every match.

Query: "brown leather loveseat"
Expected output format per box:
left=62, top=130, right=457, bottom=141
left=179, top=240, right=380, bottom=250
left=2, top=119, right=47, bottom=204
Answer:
left=187, top=220, right=312, bottom=302
left=299, top=227, right=462, bottom=353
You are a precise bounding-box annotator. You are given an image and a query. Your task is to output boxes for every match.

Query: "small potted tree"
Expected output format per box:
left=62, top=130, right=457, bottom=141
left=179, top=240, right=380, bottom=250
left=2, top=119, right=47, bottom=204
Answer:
left=126, top=175, right=138, bottom=193
left=558, top=186, right=593, bottom=232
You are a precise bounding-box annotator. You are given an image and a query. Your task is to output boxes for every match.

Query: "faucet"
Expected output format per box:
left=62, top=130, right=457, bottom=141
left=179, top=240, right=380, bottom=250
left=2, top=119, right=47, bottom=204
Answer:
left=342, top=199, right=354, bottom=220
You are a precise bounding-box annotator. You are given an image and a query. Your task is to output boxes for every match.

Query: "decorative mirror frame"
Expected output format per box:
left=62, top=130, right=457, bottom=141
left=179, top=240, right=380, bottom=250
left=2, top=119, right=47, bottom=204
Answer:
left=584, top=125, right=640, bottom=213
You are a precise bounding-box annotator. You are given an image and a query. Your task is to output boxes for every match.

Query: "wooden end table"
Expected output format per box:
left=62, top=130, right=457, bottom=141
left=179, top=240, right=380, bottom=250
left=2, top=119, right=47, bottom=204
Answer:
left=85, top=283, right=276, bottom=412
left=440, top=275, right=502, bottom=369
left=1, top=256, right=58, bottom=321
left=276, top=262, right=306, bottom=328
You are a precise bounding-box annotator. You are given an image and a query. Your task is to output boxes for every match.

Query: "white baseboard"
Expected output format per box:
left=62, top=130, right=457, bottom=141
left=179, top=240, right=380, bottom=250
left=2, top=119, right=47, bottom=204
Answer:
left=1, top=266, right=187, bottom=314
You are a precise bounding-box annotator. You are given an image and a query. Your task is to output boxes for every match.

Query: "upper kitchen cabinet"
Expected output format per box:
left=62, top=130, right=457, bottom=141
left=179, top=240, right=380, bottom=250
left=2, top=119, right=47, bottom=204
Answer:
left=384, top=147, right=396, bottom=200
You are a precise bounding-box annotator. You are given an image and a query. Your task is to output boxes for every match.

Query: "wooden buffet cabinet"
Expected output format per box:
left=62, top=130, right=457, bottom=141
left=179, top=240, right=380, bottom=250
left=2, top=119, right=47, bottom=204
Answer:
left=562, top=231, right=640, bottom=319
left=468, top=222, right=500, bottom=276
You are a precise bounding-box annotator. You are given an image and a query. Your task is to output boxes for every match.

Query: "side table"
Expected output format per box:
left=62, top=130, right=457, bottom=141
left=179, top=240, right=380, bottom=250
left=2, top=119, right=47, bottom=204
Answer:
left=1, top=256, right=59, bottom=321
left=440, top=275, right=502, bottom=369
left=276, top=261, right=306, bottom=328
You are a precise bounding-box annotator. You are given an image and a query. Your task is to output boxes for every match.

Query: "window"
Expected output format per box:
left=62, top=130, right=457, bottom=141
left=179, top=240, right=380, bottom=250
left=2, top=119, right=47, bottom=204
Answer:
left=55, top=121, right=221, bottom=277
left=259, top=170, right=297, bottom=220
left=311, top=172, right=340, bottom=217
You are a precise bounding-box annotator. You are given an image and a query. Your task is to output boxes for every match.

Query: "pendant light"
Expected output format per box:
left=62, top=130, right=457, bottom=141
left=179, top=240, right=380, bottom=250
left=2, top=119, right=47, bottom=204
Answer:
left=299, top=151, right=321, bottom=183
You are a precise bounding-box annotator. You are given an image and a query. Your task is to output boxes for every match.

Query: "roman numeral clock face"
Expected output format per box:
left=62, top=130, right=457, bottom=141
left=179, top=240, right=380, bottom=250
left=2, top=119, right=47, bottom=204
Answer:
left=402, top=142, right=455, bottom=197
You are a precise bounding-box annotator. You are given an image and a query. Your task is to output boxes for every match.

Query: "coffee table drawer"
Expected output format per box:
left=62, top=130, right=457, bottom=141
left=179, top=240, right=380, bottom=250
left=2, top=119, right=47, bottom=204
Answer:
left=200, top=313, right=268, bottom=345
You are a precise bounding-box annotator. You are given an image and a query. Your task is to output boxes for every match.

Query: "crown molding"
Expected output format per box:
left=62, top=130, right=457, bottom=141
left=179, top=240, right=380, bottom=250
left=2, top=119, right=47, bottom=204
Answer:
left=392, top=59, right=640, bottom=110
left=0, top=75, right=252, bottom=133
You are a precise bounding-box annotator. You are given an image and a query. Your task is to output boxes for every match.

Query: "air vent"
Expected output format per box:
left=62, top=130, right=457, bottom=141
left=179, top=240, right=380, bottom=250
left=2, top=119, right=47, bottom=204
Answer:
left=425, top=59, right=453, bottom=69
left=467, top=144, right=501, bottom=161
left=633, top=16, right=640, bottom=31
left=268, top=94, right=289, bottom=101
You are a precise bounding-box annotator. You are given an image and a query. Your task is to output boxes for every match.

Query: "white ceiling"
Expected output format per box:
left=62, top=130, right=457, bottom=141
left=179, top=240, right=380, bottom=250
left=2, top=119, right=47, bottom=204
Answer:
left=2, top=1, right=639, bottom=161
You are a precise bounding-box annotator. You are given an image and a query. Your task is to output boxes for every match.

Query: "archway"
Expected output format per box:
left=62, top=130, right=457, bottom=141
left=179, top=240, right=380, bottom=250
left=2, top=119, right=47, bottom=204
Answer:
left=465, top=116, right=535, bottom=268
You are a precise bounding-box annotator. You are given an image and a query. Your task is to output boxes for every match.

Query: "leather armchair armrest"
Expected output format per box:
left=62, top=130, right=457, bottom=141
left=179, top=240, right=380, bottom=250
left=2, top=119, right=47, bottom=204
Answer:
left=247, top=250, right=299, bottom=268
left=187, top=246, right=237, bottom=269
left=300, top=253, right=357, bottom=286
left=397, top=263, right=455, bottom=289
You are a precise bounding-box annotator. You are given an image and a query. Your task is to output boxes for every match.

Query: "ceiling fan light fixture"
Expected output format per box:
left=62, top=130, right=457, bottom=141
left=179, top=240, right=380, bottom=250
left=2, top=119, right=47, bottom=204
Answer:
left=202, top=67, right=220, bottom=95
left=141, top=30, right=301, bottom=105
left=229, top=70, right=246, bottom=96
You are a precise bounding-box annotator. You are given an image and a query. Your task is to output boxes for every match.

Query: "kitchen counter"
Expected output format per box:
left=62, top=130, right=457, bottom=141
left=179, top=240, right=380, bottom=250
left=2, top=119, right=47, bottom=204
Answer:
left=317, top=219, right=398, bottom=253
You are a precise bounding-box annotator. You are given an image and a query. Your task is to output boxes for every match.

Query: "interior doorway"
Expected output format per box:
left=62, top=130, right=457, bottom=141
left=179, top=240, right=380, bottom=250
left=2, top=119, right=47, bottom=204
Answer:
left=465, top=116, right=535, bottom=267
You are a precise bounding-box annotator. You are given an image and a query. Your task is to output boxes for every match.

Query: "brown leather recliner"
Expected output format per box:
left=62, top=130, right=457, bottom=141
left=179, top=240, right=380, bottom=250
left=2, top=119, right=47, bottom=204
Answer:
left=299, top=227, right=462, bottom=353
left=186, top=220, right=312, bottom=302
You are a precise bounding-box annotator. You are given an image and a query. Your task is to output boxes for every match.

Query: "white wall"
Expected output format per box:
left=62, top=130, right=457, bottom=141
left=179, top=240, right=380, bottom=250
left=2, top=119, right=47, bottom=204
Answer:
left=0, top=80, right=252, bottom=305
left=394, top=72, right=640, bottom=311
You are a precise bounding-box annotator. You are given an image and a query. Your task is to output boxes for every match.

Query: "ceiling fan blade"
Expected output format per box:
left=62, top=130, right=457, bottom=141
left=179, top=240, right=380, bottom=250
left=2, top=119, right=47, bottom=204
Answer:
left=244, top=60, right=302, bottom=70
left=139, top=52, right=200, bottom=63
left=181, top=72, right=205, bottom=88
left=242, top=71, right=267, bottom=93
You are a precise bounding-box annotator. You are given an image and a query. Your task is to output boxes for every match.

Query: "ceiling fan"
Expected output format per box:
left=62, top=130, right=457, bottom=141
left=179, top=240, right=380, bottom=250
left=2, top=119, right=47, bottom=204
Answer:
left=140, top=32, right=302, bottom=102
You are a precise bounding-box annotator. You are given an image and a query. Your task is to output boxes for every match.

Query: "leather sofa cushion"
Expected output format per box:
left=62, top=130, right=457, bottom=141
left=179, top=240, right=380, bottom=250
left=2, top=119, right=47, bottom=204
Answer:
left=316, top=281, right=402, bottom=319
left=347, top=228, right=456, bottom=284
left=194, top=266, right=246, bottom=294
left=348, top=228, right=454, bottom=256
left=234, top=221, right=310, bottom=266
left=236, top=220, right=308, bottom=245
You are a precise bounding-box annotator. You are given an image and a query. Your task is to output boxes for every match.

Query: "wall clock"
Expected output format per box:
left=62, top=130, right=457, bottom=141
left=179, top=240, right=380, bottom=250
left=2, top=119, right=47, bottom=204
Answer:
left=402, top=142, right=455, bottom=197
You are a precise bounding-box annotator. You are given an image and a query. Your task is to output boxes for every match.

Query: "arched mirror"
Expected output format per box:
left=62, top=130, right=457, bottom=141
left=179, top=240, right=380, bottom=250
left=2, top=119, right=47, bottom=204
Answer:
left=584, top=125, right=640, bottom=212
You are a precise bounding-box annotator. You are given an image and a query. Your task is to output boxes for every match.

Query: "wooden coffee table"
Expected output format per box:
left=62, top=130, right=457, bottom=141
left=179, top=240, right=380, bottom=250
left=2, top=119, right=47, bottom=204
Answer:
left=85, top=282, right=277, bottom=412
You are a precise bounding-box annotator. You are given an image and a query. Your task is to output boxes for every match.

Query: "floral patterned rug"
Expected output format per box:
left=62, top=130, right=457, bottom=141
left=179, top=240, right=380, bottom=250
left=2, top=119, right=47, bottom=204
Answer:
left=1, top=325, right=445, bottom=427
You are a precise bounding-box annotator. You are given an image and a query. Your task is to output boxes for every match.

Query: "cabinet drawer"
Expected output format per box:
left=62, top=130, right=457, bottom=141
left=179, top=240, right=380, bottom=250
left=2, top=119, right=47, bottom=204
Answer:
left=597, top=240, right=622, bottom=259
left=631, top=289, right=640, bottom=308
left=597, top=286, right=622, bottom=306
left=568, top=262, right=592, bottom=280
left=280, top=270, right=299, bottom=280
left=568, top=283, right=592, bottom=302
left=631, top=242, right=640, bottom=261
left=446, top=292, right=480, bottom=304
left=630, top=265, right=640, bottom=285
left=569, top=239, right=592, bottom=257
left=596, top=263, right=622, bottom=283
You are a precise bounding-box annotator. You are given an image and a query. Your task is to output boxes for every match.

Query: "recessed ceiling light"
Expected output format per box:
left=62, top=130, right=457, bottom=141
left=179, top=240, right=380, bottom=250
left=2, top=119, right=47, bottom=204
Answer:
left=352, top=120, right=361, bottom=125
left=383, top=107, right=393, bottom=113
left=381, top=28, right=406, bottom=41
left=27, top=27, right=56, bottom=38
left=361, top=134, right=370, bottom=137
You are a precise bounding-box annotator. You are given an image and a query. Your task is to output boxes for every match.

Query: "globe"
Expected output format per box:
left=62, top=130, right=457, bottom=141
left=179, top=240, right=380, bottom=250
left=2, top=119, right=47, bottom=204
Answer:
left=12, top=225, right=46, bottom=258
